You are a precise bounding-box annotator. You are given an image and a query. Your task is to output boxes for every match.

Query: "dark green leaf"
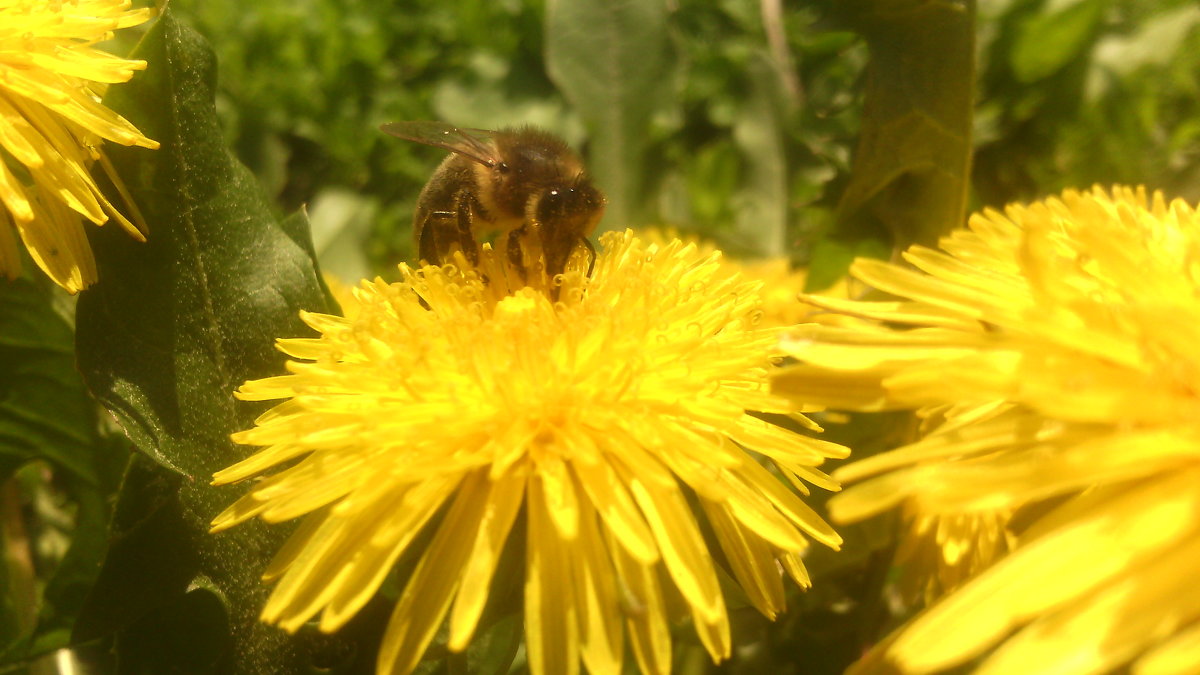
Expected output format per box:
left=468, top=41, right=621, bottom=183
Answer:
left=457, top=613, right=522, bottom=675
left=72, top=454, right=199, bottom=643
left=545, top=0, right=674, bottom=229
left=828, top=0, right=975, bottom=271
left=75, top=10, right=339, bottom=673
left=281, top=207, right=341, bottom=314
left=114, top=586, right=232, bottom=675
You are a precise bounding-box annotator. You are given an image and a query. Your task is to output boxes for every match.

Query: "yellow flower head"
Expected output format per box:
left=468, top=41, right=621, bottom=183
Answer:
left=778, top=186, right=1200, bottom=674
left=0, top=0, right=158, bottom=292
left=212, top=230, right=847, bottom=675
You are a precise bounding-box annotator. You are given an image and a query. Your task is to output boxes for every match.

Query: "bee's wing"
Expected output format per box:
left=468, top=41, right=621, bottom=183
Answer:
left=380, top=121, right=499, bottom=167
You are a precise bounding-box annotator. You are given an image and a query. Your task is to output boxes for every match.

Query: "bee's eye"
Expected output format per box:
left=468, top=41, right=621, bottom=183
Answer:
left=538, top=188, right=570, bottom=218
left=497, top=162, right=510, bottom=173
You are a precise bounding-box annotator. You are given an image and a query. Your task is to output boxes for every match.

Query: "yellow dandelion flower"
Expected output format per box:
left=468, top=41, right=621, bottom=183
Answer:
left=211, top=230, right=847, bottom=675
left=0, top=0, right=159, bottom=293
left=776, top=186, right=1200, bottom=674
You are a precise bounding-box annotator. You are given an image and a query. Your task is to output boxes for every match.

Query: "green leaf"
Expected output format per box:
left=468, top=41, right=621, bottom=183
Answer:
left=805, top=236, right=891, bottom=292
left=114, top=585, right=233, bottom=675
left=545, top=0, right=674, bottom=229
left=72, top=454, right=199, bottom=644
left=1010, top=0, right=1106, bottom=83
left=306, top=188, right=376, bottom=284
left=0, top=280, right=97, bottom=483
left=827, top=0, right=975, bottom=272
left=281, top=207, right=340, bottom=315
left=683, top=140, right=741, bottom=230
left=457, top=613, right=522, bottom=675
left=74, top=10, right=343, bottom=673
left=731, top=51, right=789, bottom=259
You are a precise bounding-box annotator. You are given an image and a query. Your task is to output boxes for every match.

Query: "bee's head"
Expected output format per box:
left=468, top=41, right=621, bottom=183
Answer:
left=489, top=128, right=589, bottom=218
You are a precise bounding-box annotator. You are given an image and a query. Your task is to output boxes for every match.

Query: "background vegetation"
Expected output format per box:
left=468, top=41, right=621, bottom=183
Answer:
left=179, top=0, right=1200, bottom=282
left=3, top=0, right=1198, bottom=673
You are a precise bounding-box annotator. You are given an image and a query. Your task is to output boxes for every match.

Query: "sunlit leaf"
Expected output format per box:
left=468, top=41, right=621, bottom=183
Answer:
left=1010, top=0, right=1106, bottom=84
left=731, top=52, right=789, bottom=259
left=545, top=0, right=674, bottom=229
left=74, top=10, right=340, bottom=673
left=824, top=0, right=975, bottom=277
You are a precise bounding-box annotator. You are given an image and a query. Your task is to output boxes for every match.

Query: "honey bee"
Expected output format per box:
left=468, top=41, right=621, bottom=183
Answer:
left=380, top=121, right=606, bottom=283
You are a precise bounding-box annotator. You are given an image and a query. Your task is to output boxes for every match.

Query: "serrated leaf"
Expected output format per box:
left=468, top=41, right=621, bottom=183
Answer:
left=828, top=0, right=975, bottom=272
left=74, top=10, right=339, bottom=674
left=545, top=0, right=674, bottom=229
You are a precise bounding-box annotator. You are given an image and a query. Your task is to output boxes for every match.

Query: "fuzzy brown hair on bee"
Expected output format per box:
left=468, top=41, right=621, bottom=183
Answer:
left=380, top=121, right=606, bottom=286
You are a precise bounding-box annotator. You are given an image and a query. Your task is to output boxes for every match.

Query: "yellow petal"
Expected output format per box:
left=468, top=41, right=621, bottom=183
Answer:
left=573, top=498, right=625, bottom=675
left=525, top=475, right=580, bottom=675
left=609, top=535, right=671, bottom=675
left=890, top=470, right=1200, bottom=672
left=0, top=211, right=18, bottom=280
left=626, top=469, right=723, bottom=624
left=701, top=498, right=785, bottom=618
left=376, top=471, right=492, bottom=675
left=573, top=459, right=659, bottom=565
left=14, top=193, right=94, bottom=292
left=539, top=454, right=580, bottom=541
left=977, top=535, right=1200, bottom=675
left=1135, top=622, right=1200, bottom=675
left=446, top=469, right=525, bottom=650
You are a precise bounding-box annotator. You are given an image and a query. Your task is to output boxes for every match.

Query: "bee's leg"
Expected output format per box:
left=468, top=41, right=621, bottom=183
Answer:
left=452, top=189, right=482, bottom=267
left=417, top=210, right=454, bottom=266
left=417, top=193, right=482, bottom=268
left=506, top=225, right=529, bottom=282
left=580, top=237, right=597, bottom=276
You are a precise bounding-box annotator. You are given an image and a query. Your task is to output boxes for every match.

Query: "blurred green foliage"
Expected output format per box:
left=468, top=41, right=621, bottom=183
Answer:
left=172, top=0, right=869, bottom=278
left=170, top=0, right=1200, bottom=280
left=974, top=0, right=1200, bottom=205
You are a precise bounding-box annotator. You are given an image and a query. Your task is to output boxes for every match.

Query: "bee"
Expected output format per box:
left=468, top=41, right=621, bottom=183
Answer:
left=380, top=121, right=606, bottom=283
